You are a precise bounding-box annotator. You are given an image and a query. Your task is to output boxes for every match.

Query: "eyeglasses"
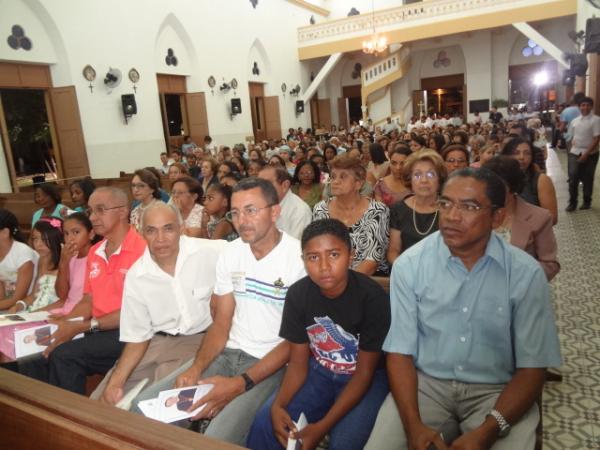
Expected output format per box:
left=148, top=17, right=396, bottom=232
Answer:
left=86, top=205, right=127, bottom=216
left=412, top=170, right=438, bottom=181
left=225, top=204, right=275, bottom=221
left=437, top=198, right=496, bottom=214
left=446, top=158, right=467, bottom=165
left=131, top=183, right=148, bottom=190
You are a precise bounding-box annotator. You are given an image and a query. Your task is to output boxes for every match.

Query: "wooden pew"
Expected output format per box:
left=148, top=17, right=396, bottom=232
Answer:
left=0, top=368, right=244, bottom=449
left=0, top=176, right=135, bottom=237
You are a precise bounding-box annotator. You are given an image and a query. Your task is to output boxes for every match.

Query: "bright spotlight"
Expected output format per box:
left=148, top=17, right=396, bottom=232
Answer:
left=533, top=71, right=548, bottom=86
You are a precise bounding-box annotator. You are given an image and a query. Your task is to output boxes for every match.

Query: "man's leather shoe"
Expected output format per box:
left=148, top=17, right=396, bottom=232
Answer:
left=580, top=203, right=591, bottom=210
left=565, top=204, right=577, bottom=212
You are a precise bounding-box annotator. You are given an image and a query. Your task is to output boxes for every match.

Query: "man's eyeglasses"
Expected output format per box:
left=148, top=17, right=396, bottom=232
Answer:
left=436, top=198, right=497, bottom=214
left=86, top=205, right=127, bottom=216
left=225, top=204, right=275, bottom=221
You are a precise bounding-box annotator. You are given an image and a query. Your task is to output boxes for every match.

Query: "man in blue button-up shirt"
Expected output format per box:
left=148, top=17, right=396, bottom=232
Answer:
left=366, top=168, right=561, bottom=450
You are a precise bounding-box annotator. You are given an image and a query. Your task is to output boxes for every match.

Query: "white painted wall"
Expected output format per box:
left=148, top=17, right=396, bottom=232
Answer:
left=1, top=0, right=315, bottom=184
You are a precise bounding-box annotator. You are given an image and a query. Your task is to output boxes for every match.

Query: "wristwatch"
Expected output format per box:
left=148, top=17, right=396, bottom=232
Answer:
left=488, top=409, right=511, bottom=438
left=89, top=318, right=100, bottom=333
left=240, top=372, right=255, bottom=392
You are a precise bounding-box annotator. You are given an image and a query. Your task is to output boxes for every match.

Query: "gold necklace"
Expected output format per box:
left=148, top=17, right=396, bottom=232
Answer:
left=412, top=200, right=438, bottom=236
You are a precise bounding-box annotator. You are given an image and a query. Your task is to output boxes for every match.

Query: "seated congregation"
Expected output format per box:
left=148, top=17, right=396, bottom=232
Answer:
left=0, top=108, right=576, bottom=450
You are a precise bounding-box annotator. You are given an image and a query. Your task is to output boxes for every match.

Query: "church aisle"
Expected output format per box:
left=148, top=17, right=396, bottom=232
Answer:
left=542, top=147, right=600, bottom=449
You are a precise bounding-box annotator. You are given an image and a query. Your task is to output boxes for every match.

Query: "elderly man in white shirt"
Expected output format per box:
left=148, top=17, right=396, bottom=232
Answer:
left=258, top=166, right=312, bottom=239
left=93, top=202, right=225, bottom=405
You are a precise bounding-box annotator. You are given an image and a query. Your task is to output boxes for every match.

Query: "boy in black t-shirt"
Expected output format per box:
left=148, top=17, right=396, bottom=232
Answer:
left=247, top=219, right=390, bottom=450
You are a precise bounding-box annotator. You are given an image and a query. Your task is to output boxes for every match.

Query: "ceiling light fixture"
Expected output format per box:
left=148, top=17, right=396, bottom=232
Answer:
left=362, top=1, right=387, bottom=55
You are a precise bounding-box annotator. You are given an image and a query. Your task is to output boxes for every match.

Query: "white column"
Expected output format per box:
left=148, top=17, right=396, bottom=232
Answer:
left=300, top=52, right=343, bottom=106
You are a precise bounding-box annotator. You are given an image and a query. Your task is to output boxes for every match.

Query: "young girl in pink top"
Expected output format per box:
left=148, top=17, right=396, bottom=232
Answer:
left=48, top=212, right=97, bottom=316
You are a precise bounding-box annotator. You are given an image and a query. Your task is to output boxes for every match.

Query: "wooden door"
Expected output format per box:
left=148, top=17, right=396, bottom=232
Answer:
left=317, top=99, right=332, bottom=129
left=249, top=82, right=265, bottom=142
left=185, top=92, right=210, bottom=145
left=337, top=97, right=348, bottom=129
left=48, top=86, right=90, bottom=178
left=263, top=96, right=282, bottom=141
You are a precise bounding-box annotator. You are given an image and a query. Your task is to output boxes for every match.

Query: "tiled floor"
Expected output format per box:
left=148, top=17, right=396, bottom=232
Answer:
left=542, top=147, right=600, bottom=449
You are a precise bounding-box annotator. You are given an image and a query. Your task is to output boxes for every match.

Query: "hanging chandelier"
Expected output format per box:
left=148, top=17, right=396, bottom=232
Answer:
left=362, top=1, right=388, bottom=55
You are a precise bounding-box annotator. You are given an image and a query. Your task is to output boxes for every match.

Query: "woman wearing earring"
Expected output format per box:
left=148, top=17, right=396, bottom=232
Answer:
left=387, top=150, right=447, bottom=264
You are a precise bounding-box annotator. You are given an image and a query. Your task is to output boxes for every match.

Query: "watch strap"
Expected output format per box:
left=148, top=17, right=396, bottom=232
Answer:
left=489, top=409, right=510, bottom=437
left=241, top=372, right=255, bottom=391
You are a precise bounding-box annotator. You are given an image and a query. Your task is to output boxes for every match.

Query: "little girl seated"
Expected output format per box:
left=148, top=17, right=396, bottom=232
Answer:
left=10, top=218, right=63, bottom=313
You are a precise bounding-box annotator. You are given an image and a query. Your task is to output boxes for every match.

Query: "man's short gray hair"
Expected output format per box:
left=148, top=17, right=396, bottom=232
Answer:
left=94, top=186, right=130, bottom=211
left=140, top=201, right=183, bottom=231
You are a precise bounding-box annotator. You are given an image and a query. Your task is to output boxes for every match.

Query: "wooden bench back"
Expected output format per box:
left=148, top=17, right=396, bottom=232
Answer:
left=0, top=176, right=136, bottom=236
left=0, top=368, right=244, bottom=450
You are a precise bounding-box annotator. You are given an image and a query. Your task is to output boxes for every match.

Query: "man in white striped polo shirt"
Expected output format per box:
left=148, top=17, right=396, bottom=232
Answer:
left=134, top=177, right=306, bottom=446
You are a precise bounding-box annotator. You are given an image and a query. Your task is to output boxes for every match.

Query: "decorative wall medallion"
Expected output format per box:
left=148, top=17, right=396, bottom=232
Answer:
left=347, top=7, right=360, bottom=16
left=83, top=65, right=96, bottom=82
left=82, top=65, right=96, bottom=93
left=433, top=51, right=451, bottom=68
left=252, top=62, right=260, bottom=76
left=522, top=40, right=543, bottom=57
left=281, top=83, right=287, bottom=93
left=310, top=15, right=315, bottom=25
left=128, top=68, right=140, bottom=83
left=250, top=0, right=258, bottom=8
left=208, top=76, right=216, bottom=88
left=165, top=48, right=178, bottom=66
left=7, top=25, right=32, bottom=51
left=231, top=78, right=238, bottom=90
left=128, top=68, right=140, bottom=92
left=351, top=63, right=362, bottom=79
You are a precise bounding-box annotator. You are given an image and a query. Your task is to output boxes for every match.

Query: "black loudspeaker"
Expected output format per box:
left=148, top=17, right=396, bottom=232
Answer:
left=569, top=53, right=589, bottom=77
left=295, top=100, right=304, bottom=114
left=585, top=18, right=600, bottom=54
left=562, top=69, right=575, bottom=87
left=231, top=98, right=241, bottom=115
left=121, top=94, right=137, bottom=116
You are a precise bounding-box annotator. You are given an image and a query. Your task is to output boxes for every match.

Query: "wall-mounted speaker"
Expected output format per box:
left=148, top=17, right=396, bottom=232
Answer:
left=569, top=53, right=589, bottom=77
left=585, top=18, right=600, bottom=54
left=231, top=98, right=242, bottom=115
left=121, top=94, right=137, bottom=116
left=295, top=100, right=304, bottom=114
left=562, top=69, right=575, bottom=87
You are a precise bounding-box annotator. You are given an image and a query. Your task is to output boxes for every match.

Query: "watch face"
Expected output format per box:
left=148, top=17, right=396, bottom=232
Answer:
left=208, top=76, right=216, bottom=88
left=128, top=68, right=140, bottom=83
left=82, top=65, right=96, bottom=82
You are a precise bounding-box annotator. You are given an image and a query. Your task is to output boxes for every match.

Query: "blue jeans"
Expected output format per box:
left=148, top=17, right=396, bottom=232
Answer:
left=247, top=358, right=389, bottom=450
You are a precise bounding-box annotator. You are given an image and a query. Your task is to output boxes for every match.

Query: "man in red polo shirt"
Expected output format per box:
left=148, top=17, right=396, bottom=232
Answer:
left=19, top=187, right=146, bottom=394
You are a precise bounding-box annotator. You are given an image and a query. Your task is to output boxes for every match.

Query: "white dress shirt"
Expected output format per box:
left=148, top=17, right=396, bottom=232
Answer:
left=276, top=190, right=312, bottom=240
left=120, top=236, right=226, bottom=342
